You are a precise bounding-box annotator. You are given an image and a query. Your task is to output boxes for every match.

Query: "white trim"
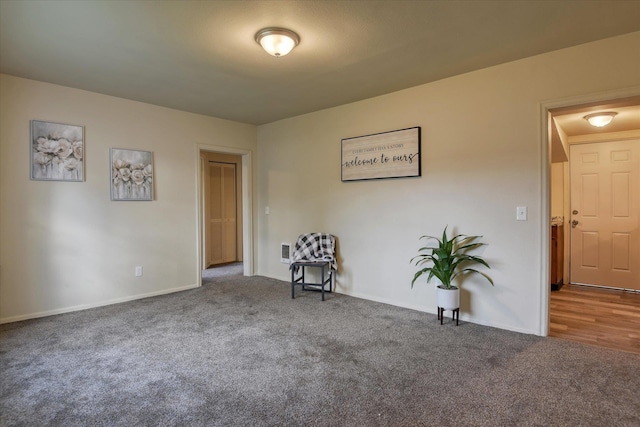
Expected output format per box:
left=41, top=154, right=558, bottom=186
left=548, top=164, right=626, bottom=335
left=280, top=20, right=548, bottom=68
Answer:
left=0, top=284, right=200, bottom=325
left=261, top=270, right=538, bottom=335
left=538, top=105, right=551, bottom=337
left=340, top=289, right=537, bottom=334
left=196, top=144, right=254, bottom=279
left=539, top=85, right=640, bottom=337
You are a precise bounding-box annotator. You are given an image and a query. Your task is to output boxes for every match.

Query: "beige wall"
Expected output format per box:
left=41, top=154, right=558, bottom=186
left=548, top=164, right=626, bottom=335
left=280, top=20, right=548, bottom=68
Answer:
left=550, top=162, right=565, bottom=218
left=0, top=74, right=256, bottom=322
left=256, top=32, right=640, bottom=334
left=2, top=32, right=639, bottom=332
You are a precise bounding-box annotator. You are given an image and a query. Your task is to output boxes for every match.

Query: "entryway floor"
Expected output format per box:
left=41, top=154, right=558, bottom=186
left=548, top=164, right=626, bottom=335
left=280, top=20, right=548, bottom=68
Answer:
left=549, top=284, right=640, bottom=354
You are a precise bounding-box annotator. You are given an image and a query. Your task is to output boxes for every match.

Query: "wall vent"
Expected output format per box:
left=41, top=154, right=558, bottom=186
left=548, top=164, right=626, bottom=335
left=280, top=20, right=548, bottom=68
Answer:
left=281, top=243, right=291, bottom=264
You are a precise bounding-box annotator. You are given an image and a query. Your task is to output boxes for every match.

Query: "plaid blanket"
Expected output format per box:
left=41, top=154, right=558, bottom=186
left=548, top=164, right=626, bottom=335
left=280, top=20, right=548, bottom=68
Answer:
left=291, top=233, right=337, bottom=271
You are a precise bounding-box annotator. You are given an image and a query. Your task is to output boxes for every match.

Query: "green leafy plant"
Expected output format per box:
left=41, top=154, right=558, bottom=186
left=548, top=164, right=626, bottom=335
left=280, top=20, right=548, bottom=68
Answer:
left=411, top=226, right=493, bottom=289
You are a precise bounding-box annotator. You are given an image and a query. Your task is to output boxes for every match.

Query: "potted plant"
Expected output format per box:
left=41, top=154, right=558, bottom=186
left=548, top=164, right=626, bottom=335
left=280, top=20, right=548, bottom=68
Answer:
left=411, top=226, right=493, bottom=319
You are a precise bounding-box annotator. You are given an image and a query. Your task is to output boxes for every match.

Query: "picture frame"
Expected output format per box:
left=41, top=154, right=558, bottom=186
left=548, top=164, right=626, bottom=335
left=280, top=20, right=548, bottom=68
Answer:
left=341, top=126, right=421, bottom=182
left=30, top=120, right=84, bottom=181
left=110, top=148, right=154, bottom=201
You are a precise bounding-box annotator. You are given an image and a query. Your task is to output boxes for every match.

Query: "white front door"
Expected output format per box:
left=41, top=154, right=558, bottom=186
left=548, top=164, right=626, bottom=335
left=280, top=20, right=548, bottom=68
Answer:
left=569, top=139, right=640, bottom=290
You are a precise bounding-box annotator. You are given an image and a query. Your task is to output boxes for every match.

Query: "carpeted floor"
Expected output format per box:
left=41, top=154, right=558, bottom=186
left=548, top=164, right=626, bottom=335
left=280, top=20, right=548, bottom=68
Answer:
left=202, top=262, right=244, bottom=280
left=1, top=268, right=639, bottom=426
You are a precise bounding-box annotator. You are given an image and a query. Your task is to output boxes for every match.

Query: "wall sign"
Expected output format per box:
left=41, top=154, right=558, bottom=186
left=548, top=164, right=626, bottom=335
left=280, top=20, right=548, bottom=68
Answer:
left=341, top=126, right=421, bottom=182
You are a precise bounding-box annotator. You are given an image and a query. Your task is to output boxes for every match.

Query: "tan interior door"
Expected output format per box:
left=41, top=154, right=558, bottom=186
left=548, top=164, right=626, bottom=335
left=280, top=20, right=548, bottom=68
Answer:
left=569, top=139, right=639, bottom=290
left=206, top=162, right=237, bottom=267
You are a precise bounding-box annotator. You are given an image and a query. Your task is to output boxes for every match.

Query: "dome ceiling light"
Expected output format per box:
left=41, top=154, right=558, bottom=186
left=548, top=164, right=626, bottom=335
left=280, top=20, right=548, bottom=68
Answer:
left=584, top=112, right=617, bottom=128
left=255, top=27, right=300, bottom=57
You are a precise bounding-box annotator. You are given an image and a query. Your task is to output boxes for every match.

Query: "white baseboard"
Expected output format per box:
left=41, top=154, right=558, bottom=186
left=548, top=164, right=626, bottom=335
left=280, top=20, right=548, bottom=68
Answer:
left=0, top=283, right=201, bottom=324
left=338, top=288, right=538, bottom=336
left=260, top=271, right=539, bottom=336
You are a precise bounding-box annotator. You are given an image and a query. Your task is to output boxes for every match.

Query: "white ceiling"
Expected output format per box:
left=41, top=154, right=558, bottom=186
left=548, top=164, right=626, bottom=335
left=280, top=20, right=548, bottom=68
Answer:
left=553, top=101, right=640, bottom=138
left=1, top=0, right=640, bottom=126
left=549, top=96, right=640, bottom=163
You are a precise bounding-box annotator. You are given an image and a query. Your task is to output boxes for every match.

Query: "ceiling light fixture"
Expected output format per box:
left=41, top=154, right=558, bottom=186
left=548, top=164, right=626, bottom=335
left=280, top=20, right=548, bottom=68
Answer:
left=584, top=112, right=617, bottom=128
left=255, top=27, right=299, bottom=57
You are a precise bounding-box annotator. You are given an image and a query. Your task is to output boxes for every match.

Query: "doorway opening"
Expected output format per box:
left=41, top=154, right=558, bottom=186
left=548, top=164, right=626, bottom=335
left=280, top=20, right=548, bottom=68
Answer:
left=196, top=145, right=253, bottom=286
left=202, top=153, right=242, bottom=269
left=202, top=262, right=244, bottom=287
left=543, top=91, right=640, bottom=351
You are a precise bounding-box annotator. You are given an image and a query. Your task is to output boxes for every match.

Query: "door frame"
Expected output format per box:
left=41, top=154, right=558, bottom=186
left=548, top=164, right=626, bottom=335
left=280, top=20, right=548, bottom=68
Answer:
left=203, top=156, right=243, bottom=267
left=196, top=144, right=253, bottom=286
left=539, top=86, right=640, bottom=336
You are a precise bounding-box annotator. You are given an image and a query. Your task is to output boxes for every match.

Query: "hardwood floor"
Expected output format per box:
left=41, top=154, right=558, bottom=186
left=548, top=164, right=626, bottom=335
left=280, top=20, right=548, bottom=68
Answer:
left=549, top=284, right=640, bottom=354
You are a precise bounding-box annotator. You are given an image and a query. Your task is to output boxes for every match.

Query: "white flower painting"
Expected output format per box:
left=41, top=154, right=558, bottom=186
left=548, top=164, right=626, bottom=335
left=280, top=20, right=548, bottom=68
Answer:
left=30, top=120, right=84, bottom=181
left=110, top=148, right=154, bottom=201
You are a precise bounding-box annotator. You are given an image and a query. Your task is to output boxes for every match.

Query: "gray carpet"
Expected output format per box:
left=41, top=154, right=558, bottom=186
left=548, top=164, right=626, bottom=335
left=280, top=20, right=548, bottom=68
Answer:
left=202, top=262, right=244, bottom=279
left=1, top=270, right=639, bottom=426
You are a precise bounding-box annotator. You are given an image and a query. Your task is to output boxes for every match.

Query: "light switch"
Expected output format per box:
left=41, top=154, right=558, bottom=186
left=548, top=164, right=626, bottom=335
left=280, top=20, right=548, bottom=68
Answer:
left=265, top=206, right=270, bottom=215
left=516, top=206, right=527, bottom=221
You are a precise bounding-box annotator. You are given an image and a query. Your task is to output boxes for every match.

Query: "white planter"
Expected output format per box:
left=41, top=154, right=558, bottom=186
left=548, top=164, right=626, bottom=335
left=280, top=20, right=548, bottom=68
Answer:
left=436, top=285, right=460, bottom=310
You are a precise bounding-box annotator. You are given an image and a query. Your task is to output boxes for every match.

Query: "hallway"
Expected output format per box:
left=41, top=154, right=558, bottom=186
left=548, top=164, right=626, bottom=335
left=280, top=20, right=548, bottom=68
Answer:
left=549, top=284, right=640, bottom=354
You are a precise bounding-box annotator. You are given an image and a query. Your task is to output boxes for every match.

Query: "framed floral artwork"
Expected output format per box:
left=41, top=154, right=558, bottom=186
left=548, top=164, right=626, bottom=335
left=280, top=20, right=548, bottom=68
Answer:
left=110, top=148, right=154, bottom=201
left=30, top=120, right=84, bottom=181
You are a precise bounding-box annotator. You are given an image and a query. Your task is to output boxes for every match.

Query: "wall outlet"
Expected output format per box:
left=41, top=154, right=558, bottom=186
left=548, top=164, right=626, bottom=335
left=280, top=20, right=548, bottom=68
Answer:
left=135, top=266, right=143, bottom=277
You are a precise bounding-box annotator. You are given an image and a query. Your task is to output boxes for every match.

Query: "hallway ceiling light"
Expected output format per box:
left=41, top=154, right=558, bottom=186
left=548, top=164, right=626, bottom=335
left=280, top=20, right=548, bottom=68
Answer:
left=255, top=27, right=300, bottom=57
left=584, top=112, right=617, bottom=127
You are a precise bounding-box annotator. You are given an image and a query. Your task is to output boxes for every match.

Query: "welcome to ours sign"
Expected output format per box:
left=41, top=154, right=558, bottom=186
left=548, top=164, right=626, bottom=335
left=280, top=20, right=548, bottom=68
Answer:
left=341, top=127, right=421, bottom=182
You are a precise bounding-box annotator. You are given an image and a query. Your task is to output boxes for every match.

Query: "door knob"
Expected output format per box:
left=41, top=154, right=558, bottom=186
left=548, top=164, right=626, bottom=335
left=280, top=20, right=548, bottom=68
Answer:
left=572, top=210, right=578, bottom=215
left=571, top=219, right=579, bottom=228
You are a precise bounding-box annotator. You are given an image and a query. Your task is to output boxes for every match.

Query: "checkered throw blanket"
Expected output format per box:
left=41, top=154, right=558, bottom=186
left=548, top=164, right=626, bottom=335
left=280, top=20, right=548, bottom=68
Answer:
left=291, top=233, right=337, bottom=271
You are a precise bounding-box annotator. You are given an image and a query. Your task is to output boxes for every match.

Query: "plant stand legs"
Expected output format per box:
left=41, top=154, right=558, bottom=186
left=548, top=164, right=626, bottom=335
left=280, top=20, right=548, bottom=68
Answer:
left=437, top=307, right=459, bottom=326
